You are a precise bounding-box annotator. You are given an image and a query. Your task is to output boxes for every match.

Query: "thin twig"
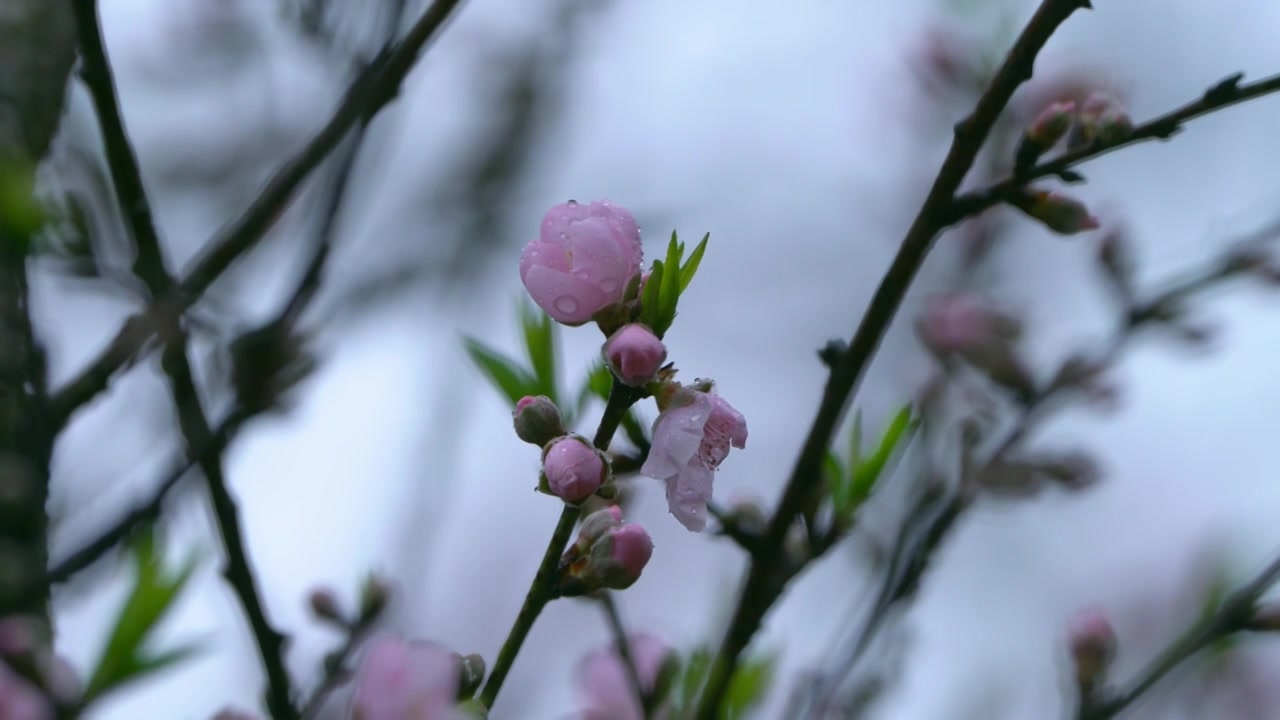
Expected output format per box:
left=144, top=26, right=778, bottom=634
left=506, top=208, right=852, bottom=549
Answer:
left=694, top=3, right=1093, bottom=715
left=1079, top=553, right=1280, bottom=720
left=599, top=592, right=651, bottom=718
left=47, top=0, right=470, bottom=430
left=39, top=409, right=249, bottom=593
left=948, top=72, right=1280, bottom=223
left=298, top=617, right=378, bottom=720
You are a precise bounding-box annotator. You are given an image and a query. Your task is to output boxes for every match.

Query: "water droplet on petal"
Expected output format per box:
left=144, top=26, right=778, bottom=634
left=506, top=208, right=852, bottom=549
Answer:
left=554, top=296, right=580, bottom=315
left=572, top=269, right=590, bottom=280
left=567, top=199, right=578, bottom=207
left=599, top=278, right=619, bottom=293
left=559, top=232, right=569, bottom=241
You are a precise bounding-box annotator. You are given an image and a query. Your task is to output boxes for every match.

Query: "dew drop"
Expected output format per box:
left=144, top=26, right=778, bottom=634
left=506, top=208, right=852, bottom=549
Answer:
left=567, top=199, right=579, bottom=207
left=599, top=278, right=619, bottom=293
left=559, top=232, right=569, bottom=241
left=554, top=296, right=580, bottom=315
left=572, top=269, right=590, bottom=280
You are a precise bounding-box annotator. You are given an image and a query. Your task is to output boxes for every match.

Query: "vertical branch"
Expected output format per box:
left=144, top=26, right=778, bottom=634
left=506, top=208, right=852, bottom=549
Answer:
left=69, top=2, right=299, bottom=715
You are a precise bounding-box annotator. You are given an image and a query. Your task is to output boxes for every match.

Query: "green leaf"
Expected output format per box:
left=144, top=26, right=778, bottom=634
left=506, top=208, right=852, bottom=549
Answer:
left=84, top=529, right=201, bottom=704
left=851, top=405, right=915, bottom=500
left=574, top=363, right=614, bottom=422
left=679, top=233, right=709, bottom=292
left=519, top=301, right=558, bottom=404
left=463, top=338, right=538, bottom=407
left=723, top=654, right=775, bottom=719
left=657, top=232, right=684, bottom=336
left=676, top=647, right=712, bottom=712
left=640, top=261, right=666, bottom=332
left=823, top=451, right=847, bottom=513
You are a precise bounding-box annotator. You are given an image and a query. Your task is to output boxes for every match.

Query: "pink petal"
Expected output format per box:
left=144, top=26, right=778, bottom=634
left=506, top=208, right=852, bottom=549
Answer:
left=521, top=264, right=612, bottom=325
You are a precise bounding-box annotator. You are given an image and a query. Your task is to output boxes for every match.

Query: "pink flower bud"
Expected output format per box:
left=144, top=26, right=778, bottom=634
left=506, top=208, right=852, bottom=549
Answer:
left=350, top=636, right=463, bottom=720
left=519, top=200, right=644, bottom=326
left=1070, top=93, right=1132, bottom=148
left=558, top=509, right=654, bottom=595
left=1068, top=608, right=1116, bottom=691
left=1027, top=100, right=1075, bottom=148
left=603, top=324, right=667, bottom=387
left=512, top=395, right=566, bottom=447
left=542, top=436, right=607, bottom=503
left=308, top=587, right=345, bottom=625
left=1015, top=190, right=1099, bottom=235
left=605, top=524, right=654, bottom=589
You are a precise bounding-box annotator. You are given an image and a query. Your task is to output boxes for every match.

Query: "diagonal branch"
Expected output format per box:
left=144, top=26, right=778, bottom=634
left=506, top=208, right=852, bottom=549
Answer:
left=949, top=72, right=1280, bottom=223
left=47, top=0, right=470, bottom=431
left=694, top=2, right=1093, bottom=715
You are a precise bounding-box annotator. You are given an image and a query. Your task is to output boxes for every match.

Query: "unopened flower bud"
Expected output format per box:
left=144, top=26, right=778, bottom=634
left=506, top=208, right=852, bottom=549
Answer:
left=1068, top=608, right=1116, bottom=692
left=358, top=575, right=392, bottom=623
left=558, top=509, right=653, bottom=596
left=603, top=324, right=667, bottom=387
left=1016, top=101, right=1075, bottom=170
left=1013, top=190, right=1100, bottom=235
left=1070, top=93, right=1131, bottom=148
left=308, top=587, right=346, bottom=625
left=722, top=498, right=767, bottom=538
left=513, top=395, right=566, bottom=447
left=455, top=653, right=486, bottom=697
left=542, top=435, right=608, bottom=503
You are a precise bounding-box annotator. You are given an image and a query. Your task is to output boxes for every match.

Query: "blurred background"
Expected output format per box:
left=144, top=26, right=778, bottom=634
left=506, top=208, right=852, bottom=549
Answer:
left=25, top=0, right=1280, bottom=717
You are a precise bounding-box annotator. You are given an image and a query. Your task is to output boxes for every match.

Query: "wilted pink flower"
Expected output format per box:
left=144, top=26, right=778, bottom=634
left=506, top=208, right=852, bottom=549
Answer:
left=520, top=200, right=644, bottom=325
left=350, top=636, right=462, bottom=720
left=513, top=395, right=566, bottom=447
left=575, top=633, right=673, bottom=720
left=640, top=384, right=748, bottom=532
left=543, top=435, right=607, bottom=503
left=603, top=324, right=667, bottom=387
left=0, top=661, right=52, bottom=720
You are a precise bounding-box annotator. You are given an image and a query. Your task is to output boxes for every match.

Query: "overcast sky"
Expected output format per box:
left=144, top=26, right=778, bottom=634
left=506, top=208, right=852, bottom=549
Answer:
left=37, top=1, right=1280, bottom=718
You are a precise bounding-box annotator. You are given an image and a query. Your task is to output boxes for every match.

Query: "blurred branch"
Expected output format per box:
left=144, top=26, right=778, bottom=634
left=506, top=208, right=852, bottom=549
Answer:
left=1078, top=553, right=1280, bottom=720
left=47, top=0, right=471, bottom=430
left=600, top=592, right=652, bottom=718
left=37, top=408, right=250, bottom=595
left=695, top=2, right=1093, bottom=715
left=949, top=72, right=1280, bottom=223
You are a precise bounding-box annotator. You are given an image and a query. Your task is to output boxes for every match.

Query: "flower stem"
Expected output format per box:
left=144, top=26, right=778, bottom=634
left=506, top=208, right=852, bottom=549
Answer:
left=477, top=504, right=580, bottom=708
left=478, top=379, right=642, bottom=708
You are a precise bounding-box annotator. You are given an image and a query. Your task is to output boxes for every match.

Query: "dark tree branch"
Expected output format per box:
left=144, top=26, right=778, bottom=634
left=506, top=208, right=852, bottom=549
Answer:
left=600, top=592, right=652, bottom=718
left=949, top=72, right=1280, bottom=223
left=47, top=0, right=470, bottom=430
left=695, top=3, right=1093, bottom=715
left=1079, top=553, right=1280, bottom=720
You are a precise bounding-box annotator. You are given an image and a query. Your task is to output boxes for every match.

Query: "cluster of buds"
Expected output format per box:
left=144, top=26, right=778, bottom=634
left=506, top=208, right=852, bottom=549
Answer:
left=1016, top=92, right=1134, bottom=172
left=557, top=506, right=654, bottom=597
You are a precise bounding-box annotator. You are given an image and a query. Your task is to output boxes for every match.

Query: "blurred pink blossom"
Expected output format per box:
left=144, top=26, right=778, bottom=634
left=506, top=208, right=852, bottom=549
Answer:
left=574, top=633, right=673, bottom=720
left=350, top=636, right=462, bottom=720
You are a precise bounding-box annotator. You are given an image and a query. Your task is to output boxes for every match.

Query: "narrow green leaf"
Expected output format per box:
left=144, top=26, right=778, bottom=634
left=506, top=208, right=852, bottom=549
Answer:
left=851, top=405, right=915, bottom=500
left=679, top=232, right=710, bottom=292
left=463, top=338, right=538, bottom=407
left=640, top=261, right=665, bottom=331
left=723, top=655, right=775, bottom=719
left=823, top=451, right=847, bottom=513
left=574, top=363, right=614, bottom=421
left=658, top=232, right=683, bottom=335
left=85, top=533, right=200, bottom=702
left=519, top=302, right=558, bottom=404
left=677, top=647, right=712, bottom=711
